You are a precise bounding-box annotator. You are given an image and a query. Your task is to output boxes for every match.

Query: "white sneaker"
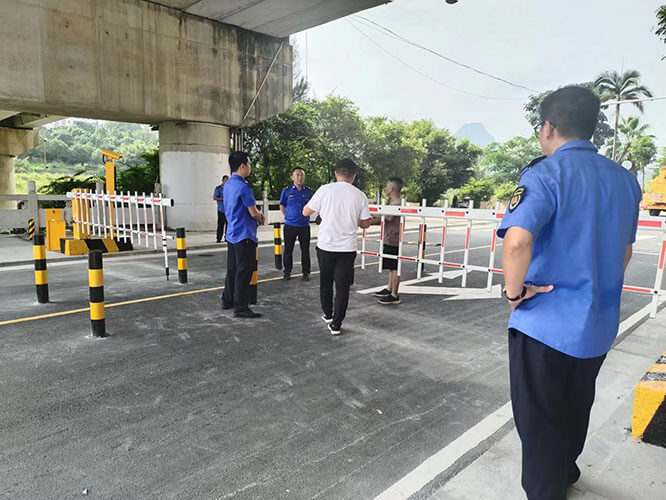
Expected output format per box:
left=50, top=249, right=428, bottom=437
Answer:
left=328, top=323, right=341, bottom=336
left=321, top=314, right=333, bottom=324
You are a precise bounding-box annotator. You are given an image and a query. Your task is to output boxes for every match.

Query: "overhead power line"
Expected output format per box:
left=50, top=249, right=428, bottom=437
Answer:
left=353, top=15, right=539, bottom=93
left=345, top=18, right=526, bottom=101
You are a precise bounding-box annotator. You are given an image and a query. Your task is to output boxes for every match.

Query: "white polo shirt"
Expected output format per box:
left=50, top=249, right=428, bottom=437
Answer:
left=307, top=181, right=372, bottom=252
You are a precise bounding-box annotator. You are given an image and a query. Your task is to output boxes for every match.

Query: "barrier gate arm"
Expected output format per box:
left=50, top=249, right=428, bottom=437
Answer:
left=362, top=205, right=666, bottom=314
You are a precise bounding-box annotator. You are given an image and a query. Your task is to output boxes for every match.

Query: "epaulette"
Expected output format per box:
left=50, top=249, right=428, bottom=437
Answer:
left=520, top=155, right=547, bottom=176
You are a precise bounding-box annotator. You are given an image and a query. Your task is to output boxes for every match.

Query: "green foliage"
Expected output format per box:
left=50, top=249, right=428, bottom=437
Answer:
left=19, top=120, right=157, bottom=170
left=494, top=182, right=517, bottom=202
left=524, top=82, right=613, bottom=148
left=407, top=120, right=481, bottom=204
left=39, top=170, right=102, bottom=195
left=116, top=147, right=160, bottom=193
left=480, top=136, right=542, bottom=184
left=459, top=177, right=495, bottom=204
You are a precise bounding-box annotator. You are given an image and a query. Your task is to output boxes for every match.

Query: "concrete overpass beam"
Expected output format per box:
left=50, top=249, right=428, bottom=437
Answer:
left=159, top=122, right=230, bottom=231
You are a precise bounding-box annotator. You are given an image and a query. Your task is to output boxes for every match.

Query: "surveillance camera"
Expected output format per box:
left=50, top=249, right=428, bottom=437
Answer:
left=445, top=0, right=459, bottom=4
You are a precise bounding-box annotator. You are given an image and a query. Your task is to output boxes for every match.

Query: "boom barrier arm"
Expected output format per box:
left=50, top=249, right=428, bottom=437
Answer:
left=363, top=204, right=666, bottom=318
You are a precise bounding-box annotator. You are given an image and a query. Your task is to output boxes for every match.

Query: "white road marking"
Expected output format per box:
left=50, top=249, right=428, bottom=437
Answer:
left=393, top=284, right=502, bottom=300
left=374, top=301, right=656, bottom=500
left=356, top=272, right=463, bottom=295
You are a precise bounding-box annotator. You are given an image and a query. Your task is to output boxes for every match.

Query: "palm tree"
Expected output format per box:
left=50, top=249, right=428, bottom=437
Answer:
left=594, top=70, right=652, bottom=161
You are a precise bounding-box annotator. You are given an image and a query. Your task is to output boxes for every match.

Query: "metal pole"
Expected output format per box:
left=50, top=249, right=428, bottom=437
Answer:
left=461, top=200, right=473, bottom=288
left=176, top=228, right=188, bottom=284
left=158, top=193, right=169, bottom=280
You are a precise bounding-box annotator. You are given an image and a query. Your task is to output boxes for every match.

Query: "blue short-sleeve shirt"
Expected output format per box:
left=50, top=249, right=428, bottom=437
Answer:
left=213, top=184, right=224, bottom=212
left=279, top=185, right=313, bottom=227
left=223, top=174, right=258, bottom=244
left=498, top=140, right=641, bottom=359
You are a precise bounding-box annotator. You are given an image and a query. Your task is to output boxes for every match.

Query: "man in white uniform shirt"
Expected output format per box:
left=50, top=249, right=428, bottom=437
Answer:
left=303, top=159, right=373, bottom=335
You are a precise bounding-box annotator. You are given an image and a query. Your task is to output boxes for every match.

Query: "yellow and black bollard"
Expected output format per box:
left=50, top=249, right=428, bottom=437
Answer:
left=176, top=227, right=188, bottom=284
left=250, top=244, right=258, bottom=304
left=273, top=222, right=282, bottom=270
left=88, top=250, right=106, bottom=338
left=33, top=233, right=49, bottom=303
left=28, top=219, right=35, bottom=240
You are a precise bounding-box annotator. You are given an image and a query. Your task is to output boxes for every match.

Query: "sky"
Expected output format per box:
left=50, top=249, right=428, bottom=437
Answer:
left=292, top=0, right=666, bottom=148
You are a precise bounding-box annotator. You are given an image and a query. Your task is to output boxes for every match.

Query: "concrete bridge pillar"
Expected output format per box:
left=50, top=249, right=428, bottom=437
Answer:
left=159, top=122, right=231, bottom=231
left=0, top=127, right=39, bottom=209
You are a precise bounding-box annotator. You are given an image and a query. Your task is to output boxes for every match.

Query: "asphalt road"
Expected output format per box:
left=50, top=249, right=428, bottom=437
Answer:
left=0, top=226, right=661, bottom=499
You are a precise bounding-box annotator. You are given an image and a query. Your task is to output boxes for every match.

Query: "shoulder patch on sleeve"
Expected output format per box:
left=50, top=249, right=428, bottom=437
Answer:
left=509, top=186, right=526, bottom=212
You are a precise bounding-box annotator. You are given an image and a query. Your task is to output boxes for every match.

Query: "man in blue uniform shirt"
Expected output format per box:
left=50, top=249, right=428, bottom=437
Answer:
left=279, top=168, right=313, bottom=281
left=222, top=151, right=264, bottom=318
left=213, top=175, right=229, bottom=243
left=499, top=86, right=641, bottom=499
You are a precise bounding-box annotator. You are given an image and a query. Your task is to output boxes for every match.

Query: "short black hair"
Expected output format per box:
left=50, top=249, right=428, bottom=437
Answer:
left=222, top=175, right=229, bottom=180
left=334, top=158, right=358, bottom=179
left=229, top=151, right=250, bottom=172
left=540, top=86, right=600, bottom=140
left=388, top=177, right=403, bottom=192
left=292, top=167, right=305, bottom=173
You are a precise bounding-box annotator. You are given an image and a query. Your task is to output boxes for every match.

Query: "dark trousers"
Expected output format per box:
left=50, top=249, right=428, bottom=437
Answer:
left=222, top=239, right=256, bottom=312
left=284, top=224, right=311, bottom=275
left=317, top=248, right=356, bottom=328
left=216, top=211, right=227, bottom=241
left=509, top=329, right=605, bottom=500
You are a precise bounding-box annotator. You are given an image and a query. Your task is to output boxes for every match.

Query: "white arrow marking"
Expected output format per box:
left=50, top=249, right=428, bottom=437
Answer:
left=356, top=271, right=463, bottom=295
left=396, top=284, right=502, bottom=300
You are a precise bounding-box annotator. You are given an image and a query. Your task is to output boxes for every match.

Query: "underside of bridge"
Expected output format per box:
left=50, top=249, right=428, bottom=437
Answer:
left=0, top=0, right=391, bottom=227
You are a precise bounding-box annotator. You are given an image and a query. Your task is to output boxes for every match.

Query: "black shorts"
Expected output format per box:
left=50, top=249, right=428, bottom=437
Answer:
left=382, top=244, right=398, bottom=270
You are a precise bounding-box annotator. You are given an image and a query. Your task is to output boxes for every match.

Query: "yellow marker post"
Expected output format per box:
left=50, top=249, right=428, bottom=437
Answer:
left=176, top=227, right=188, bottom=284
left=33, top=234, right=49, bottom=304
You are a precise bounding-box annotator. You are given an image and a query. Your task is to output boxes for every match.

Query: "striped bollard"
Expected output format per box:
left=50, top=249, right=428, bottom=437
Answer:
left=33, top=234, right=49, bottom=303
left=176, top=227, right=188, bottom=284
left=273, top=223, right=282, bottom=270
left=28, top=218, right=35, bottom=239
left=88, top=250, right=106, bottom=338
left=250, top=244, right=258, bottom=304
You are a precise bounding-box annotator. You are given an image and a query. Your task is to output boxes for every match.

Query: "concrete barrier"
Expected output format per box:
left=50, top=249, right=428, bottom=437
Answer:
left=632, top=351, right=666, bottom=447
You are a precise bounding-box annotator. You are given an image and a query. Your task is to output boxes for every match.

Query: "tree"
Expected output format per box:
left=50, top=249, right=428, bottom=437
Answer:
left=459, top=177, right=495, bottom=204
left=629, top=135, right=657, bottom=188
left=656, top=5, right=666, bottom=54
left=363, top=117, right=422, bottom=196
left=594, top=70, right=653, bottom=161
left=524, top=83, right=613, bottom=148
left=116, top=147, right=160, bottom=193
left=605, top=116, right=651, bottom=164
left=479, top=136, right=542, bottom=184
left=494, top=182, right=517, bottom=202
left=405, top=120, right=481, bottom=204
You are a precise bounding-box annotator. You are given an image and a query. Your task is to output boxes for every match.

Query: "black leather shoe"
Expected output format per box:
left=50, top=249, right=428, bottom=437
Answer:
left=302, top=274, right=310, bottom=281
left=234, top=309, right=262, bottom=318
left=283, top=273, right=291, bottom=281
left=222, top=302, right=233, bottom=310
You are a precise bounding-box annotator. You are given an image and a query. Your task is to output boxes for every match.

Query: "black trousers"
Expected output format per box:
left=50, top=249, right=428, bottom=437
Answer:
left=216, top=211, right=227, bottom=241
left=509, top=329, right=605, bottom=500
left=222, top=239, right=256, bottom=311
left=317, top=248, right=356, bottom=328
left=283, top=224, right=311, bottom=275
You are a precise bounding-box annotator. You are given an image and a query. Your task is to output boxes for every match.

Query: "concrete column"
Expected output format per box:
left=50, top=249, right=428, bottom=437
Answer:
left=0, top=154, right=16, bottom=209
left=159, top=122, right=230, bottom=231
left=0, top=127, right=39, bottom=209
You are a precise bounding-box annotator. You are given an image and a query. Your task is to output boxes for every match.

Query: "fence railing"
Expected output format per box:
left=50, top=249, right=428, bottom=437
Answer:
left=362, top=202, right=666, bottom=318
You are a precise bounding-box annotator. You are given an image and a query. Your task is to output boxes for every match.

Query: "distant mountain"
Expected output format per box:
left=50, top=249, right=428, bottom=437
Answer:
left=454, top=122, right=496, bottom=147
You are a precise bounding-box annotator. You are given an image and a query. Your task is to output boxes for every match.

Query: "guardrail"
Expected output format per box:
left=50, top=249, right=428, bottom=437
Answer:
left=0, top=181, right=71, bottom=232
left=363, top=201, right=666, bottom=318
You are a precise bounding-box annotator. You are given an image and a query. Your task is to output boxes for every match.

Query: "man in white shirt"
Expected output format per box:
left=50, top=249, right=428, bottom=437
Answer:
left=303, top=159, right=373, bottom=335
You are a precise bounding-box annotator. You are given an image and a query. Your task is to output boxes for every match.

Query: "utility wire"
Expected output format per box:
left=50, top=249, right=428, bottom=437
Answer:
left=346, top=18, right=526, bottom=101
left=353, top=15, right=539, bottom=93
